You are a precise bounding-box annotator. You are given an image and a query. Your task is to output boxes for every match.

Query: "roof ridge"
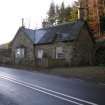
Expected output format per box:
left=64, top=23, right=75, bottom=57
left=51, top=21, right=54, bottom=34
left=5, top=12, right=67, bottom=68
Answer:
left=24, top=28, right=35, bottom=31
left=38, top=20, right=83, bottom=30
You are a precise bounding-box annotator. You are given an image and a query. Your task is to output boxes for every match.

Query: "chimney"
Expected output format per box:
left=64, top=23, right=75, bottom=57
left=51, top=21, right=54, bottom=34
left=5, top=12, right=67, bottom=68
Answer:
left=22, top=18, right=25, bottom=27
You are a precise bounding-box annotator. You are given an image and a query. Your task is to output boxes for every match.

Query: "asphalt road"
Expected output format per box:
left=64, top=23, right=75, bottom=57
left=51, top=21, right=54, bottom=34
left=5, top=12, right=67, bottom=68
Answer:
left=0, top=67, right=105, bottom=105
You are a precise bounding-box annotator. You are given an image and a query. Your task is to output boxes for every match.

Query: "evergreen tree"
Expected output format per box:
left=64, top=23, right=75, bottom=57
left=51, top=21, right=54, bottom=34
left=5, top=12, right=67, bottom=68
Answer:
left=43, top=1, right=79, bottom=27
left=48, top=2, right=56, bottom=26
left=55, top=5, right=60, bottom=24
left=64, top=6, right=71, bottom=22
left=59, top=2, right=65, bottom=23
left=55, top=5, right=59, bottom=16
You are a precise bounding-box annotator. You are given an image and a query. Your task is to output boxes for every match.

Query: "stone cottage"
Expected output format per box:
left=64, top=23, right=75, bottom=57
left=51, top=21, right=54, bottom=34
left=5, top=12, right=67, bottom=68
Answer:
left=11, top=26, right=46, bottom=66
left=35, top=21, right=94, bottom=67
left=11, top=20, right=94, bottom=67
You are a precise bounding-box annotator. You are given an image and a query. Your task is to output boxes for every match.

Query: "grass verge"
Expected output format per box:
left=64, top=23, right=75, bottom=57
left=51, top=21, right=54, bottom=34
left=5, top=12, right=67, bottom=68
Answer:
left=49, top=66, right=105, bottom=83
left=1, top=64, right=105, bottom=83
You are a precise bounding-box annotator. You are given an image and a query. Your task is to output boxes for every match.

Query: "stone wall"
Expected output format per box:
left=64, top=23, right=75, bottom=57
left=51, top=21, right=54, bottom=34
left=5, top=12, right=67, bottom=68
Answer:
left=35, top=27, right=94, bottom=67
left=71, top=27, right=94, bottom=66
left=35, top=42, right=75, bottom=67
left=11, top=31, right=35, bottom=66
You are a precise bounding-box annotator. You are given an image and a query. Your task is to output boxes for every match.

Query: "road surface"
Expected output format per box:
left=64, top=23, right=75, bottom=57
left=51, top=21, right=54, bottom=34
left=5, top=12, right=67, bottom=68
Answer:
left=0, top=66, right=104, bottom=105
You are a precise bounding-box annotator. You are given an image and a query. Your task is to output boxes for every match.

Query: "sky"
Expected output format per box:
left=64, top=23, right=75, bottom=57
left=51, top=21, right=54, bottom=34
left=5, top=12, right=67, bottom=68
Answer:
left=0, top=0, right=77, bottom=45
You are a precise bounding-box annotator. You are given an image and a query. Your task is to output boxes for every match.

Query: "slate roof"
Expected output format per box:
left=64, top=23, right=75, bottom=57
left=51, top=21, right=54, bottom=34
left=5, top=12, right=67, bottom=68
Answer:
left=24, top=28, right=35, bottom=43
left=23, top=28, right=47, bottom=44
left=22, top=20, right=85, bottom=44
left=38, top=20, right=85, bottom=44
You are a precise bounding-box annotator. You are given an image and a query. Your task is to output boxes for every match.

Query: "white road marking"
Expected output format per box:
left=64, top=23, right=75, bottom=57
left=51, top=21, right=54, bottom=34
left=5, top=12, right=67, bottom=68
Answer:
left=0, top=76, right=83, bottom=105
left=0, top=75, right=98, bottom=105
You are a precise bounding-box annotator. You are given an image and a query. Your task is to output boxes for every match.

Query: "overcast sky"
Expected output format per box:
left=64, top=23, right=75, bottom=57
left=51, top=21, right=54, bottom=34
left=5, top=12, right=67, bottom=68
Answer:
left=0, top=0, right=77, bottom=45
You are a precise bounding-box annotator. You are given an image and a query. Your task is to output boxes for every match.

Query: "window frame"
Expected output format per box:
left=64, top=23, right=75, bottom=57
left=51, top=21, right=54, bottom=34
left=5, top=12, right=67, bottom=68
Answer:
left=15, top=47, right=25, bottom=59
left=55, top=47, right=64, bottom=59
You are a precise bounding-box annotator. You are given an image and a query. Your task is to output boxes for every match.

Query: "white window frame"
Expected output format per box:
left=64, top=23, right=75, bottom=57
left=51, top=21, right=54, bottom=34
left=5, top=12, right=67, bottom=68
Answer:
left=37, top=49, right=44, bottom=59
left=15, top=48, right=25, bottom=58
left=56, top=47, right=64, bottom=59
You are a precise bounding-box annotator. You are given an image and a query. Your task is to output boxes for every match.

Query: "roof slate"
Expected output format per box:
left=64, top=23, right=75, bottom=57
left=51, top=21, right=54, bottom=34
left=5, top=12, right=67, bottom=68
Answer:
left=24, top=28, right=35, bottom=43
left=22, top=20, right=85, bottom=44
left=38, top=20, right=85, bottom=44
left=23, top=28, right=47, bottom=44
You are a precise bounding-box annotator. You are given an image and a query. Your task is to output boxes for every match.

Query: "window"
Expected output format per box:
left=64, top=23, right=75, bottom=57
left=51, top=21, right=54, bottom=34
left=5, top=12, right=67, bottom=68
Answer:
left=37, top=49, right=44, bottom=59
left=15, top=48, right=25, bottom=58
left=56, top=47, right=64, bottom=59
